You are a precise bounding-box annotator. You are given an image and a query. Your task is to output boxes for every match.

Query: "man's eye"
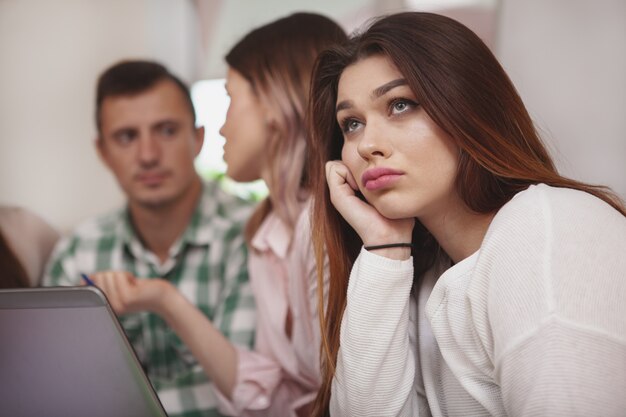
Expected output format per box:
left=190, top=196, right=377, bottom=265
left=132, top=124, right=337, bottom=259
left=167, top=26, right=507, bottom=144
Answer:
left=159, top=125, right=177, bottom=137
left=114, top=131, right=136, bottom=145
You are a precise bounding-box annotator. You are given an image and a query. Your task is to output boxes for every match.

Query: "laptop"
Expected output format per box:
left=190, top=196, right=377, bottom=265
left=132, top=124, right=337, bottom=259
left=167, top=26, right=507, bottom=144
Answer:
left=0, top=286, right=168, bottom=417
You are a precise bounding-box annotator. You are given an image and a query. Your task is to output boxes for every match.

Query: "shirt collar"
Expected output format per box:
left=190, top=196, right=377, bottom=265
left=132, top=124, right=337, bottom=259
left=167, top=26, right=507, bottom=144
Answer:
left=250, top=210, right=293, bottom=259
left=119, top=182, right=219, bottom=261
left=183, top=180, right=234, bottom=246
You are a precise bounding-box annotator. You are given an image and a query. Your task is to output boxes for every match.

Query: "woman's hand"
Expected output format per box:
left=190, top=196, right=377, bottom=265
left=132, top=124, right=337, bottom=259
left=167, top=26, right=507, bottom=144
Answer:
left=326, top=160, right=414, bottom=258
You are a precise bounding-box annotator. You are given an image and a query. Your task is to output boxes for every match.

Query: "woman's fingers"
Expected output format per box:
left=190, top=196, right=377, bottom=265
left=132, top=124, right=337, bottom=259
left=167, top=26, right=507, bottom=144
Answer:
left=324, top=160, right=415, bottom=246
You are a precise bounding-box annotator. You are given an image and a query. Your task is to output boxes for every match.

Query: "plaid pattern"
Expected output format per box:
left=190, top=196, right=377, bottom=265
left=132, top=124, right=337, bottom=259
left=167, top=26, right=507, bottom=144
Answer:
left=43, top=181, right=257, bottom=417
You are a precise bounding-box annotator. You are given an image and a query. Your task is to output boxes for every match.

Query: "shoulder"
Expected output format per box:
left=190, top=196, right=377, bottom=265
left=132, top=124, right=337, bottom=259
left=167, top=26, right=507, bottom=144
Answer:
left=293, top=198, right=314, bottom=241
left=485, top=184, right=625, bottom=249
left=51, top=207, right=125, bottom=257
left=0, top=207, right=60, bottom=285
left=285, top=198, right=315, bottom=266
left=199, top=180, right=255, bottom=228
left=479, top=183, right=626, bottom=272
left=69, top=208, right=125, bottom=241
left=193, top=181, right=254, bottom=254
left=505, top=183, right=618, bottom=214
left=472, top=184, right=626, bottom=353
left=0, top=206, right=59, bottom=255
left=0, top=206, right=59, bottom=242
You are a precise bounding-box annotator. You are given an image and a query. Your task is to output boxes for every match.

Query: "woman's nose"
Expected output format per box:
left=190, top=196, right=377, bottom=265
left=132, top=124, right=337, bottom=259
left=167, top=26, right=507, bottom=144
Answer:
left=356, top=120, right=391, bottom=160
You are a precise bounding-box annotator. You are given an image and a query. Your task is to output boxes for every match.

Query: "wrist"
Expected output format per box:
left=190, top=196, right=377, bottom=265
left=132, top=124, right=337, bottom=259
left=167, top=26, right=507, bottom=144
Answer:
left=364, top=242, right=414, bottom=251
left=364, top=243, right=412, bottom=260
left=154, top=282, right=186, bottom=320
left=362, top=231, right=413, bottom=248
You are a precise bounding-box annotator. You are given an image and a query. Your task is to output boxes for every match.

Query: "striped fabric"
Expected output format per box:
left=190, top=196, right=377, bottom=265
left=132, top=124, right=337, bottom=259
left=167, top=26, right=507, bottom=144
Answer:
left=43, top=181, right=257, bottom=417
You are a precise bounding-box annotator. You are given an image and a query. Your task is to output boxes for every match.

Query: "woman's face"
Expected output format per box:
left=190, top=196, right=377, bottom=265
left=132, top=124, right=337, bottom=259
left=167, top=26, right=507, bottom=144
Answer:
left=220, top=68, right=270, bottom=182
left=336, top=54, right=460, bottom=223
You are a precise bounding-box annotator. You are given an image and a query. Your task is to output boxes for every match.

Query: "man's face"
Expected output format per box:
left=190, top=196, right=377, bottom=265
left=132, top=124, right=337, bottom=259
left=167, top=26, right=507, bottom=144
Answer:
left=97, top=79, right=204, bottom=210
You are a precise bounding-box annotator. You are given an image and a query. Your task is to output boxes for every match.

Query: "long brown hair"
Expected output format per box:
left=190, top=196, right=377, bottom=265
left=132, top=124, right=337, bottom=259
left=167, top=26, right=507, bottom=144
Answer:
left=307, top=12, right=626, bottom=416
left=225, top=13, right=347, bottom=242
left=0, top=230, right=30, bottom=288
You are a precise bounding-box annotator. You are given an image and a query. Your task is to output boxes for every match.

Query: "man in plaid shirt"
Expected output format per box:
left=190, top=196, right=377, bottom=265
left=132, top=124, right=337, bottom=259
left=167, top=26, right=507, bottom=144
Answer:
left=43, top=60, right=256, bottom=417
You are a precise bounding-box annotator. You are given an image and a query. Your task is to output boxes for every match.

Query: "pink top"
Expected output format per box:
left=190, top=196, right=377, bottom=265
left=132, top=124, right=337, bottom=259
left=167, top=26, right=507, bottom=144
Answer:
left=215, top=201, right=323, bottom=417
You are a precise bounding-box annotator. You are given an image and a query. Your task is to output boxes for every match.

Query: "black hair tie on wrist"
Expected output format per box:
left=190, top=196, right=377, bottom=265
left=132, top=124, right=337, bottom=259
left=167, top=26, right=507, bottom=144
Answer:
left=364, top=243, right=415, bottom=251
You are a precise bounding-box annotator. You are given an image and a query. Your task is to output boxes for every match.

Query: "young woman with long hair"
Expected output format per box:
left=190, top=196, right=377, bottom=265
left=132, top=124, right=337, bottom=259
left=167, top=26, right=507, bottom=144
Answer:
left=212, top=12, right=346, bottom=417
left=307, top=12, right=626, bottom=417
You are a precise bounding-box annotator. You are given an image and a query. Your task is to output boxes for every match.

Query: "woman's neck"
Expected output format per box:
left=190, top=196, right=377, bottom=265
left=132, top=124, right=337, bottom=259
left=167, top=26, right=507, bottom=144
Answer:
left=421, top=198, right=495, bottom=264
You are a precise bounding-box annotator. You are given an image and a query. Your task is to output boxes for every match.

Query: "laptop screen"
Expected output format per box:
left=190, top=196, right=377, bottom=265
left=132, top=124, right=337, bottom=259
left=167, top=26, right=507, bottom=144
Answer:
left=0, top=287, right=168, bottom=417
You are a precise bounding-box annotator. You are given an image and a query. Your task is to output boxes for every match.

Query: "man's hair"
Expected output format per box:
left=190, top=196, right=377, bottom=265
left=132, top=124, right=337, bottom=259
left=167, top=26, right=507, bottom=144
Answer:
left=95, top=60, right=196, bottom=133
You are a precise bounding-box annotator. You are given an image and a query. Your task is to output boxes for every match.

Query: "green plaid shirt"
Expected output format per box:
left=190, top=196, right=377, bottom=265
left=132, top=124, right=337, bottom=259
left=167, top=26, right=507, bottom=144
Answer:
left=43, top=181, right=256, bottom=417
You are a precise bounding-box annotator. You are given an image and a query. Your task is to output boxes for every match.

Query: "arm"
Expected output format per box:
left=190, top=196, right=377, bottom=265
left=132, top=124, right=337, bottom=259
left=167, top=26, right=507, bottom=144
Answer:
left=330, top=249, right=418, bottom=417
left=87, top=242, right=254, bottom=401
left=217, top=206, right=326, bottom=416
left=487, top=186, right=626, bottom=416
left=92, top=273, right=241, bottom=395
left=498, top=321, right=626, bottom=416
left=324, top=161, right=420, bottom=416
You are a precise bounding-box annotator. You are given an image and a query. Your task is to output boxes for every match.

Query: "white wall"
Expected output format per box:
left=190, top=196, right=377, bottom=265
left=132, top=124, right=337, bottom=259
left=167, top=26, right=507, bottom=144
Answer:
left=0, top=0, right=196, bottom=232
left=195, top=0, right=386, bottom=80
left=498, top=0, right=626, bottom=199
left=1, top=0, right=624, bottom=234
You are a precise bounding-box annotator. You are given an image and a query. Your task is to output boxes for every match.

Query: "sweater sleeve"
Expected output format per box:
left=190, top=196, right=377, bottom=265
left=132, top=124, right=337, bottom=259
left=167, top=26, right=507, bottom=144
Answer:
left=213, top=343, right=283, bottom=415
left=485, top=185, right=626, bottom=416
left=330, top=248, right=420, bottom=417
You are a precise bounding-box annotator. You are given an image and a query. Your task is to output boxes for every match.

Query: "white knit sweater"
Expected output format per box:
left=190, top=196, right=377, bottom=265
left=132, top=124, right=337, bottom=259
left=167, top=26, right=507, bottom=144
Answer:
left=330, top=184, right=626, bottom=416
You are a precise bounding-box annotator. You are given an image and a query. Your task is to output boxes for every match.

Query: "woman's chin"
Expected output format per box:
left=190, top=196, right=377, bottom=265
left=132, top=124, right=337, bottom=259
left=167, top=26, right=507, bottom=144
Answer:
left=373, top=202, right=416, bottom=221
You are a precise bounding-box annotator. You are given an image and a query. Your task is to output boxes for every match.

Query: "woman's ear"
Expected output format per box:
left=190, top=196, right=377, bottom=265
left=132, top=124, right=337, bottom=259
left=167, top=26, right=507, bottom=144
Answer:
left=265, top=117, right=278, bottom=131
left=262, top=104, right=279, bottom=131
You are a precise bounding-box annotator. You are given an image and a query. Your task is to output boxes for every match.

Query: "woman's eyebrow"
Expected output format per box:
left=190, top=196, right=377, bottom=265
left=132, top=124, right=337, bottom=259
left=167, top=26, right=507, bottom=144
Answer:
left=335, top=78, right=408, bottom=114
left=336, top=100, right=353, bottom=113
left=371, top=78, right=407, bottom=99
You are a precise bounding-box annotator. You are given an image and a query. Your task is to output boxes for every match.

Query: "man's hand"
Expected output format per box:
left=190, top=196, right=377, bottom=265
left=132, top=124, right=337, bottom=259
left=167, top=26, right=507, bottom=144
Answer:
left=87, top=271, right=176, bottom=316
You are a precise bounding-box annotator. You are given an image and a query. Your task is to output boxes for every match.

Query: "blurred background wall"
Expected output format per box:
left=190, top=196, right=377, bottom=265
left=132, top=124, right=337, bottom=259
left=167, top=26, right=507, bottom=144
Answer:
left=0, top=0, right=624, bottom=232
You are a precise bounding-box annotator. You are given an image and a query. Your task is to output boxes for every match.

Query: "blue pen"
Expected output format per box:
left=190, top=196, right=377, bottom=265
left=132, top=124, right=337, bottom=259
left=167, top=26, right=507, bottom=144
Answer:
left=81, top=273, right=96, bottom=286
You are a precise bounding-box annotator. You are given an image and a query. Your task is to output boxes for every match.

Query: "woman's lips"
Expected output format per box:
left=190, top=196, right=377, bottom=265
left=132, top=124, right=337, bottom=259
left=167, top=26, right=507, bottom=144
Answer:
left=361, top=167, right=404, bottom=191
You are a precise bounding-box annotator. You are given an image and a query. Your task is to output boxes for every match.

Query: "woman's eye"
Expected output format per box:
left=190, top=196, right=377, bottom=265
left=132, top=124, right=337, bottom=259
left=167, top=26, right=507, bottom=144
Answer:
left=390, top=99, right=416, bottom=115
left=342, top=119, right=362, bottom=134
left=394, top=102, right=407, bottom=112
